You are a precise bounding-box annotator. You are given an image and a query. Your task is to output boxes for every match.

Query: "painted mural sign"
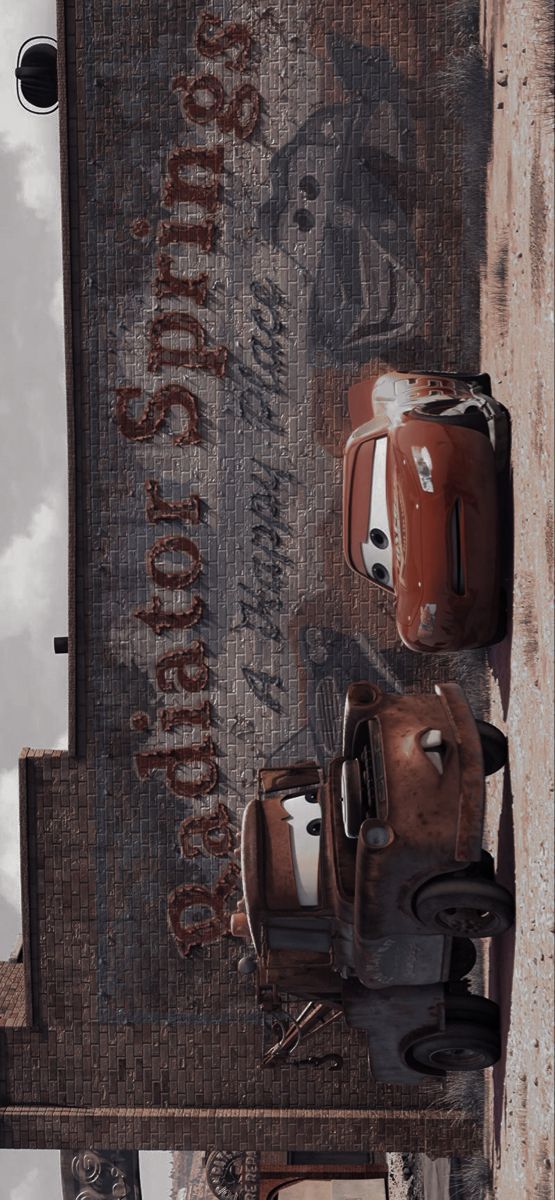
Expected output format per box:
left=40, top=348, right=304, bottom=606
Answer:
left=98, top=0, right=471, bottom=1020
left=60, top=1151, right=142, bottom=1200
left=115, top=12, right=259, bottom=957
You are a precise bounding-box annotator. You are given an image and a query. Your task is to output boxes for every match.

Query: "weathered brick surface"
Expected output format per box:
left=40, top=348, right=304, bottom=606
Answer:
left=0, top=1104, right=479, bottom=1157
left=0, top=967, right=25, bottom=1029
left=0, top=0, right=489, bottom=1154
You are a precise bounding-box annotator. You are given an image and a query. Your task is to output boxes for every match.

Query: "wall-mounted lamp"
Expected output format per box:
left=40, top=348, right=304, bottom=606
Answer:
left=15, top=36, right=58, bottom=113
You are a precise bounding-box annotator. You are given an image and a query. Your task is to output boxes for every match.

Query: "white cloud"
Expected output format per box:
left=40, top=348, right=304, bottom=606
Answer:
left=0, top=1154, right=61, bottom=1200
left=0, top=718, right=64, bottom=918
left=11, top=1167, right=40, bottom=1200
left=49, top=274, right=65, bottom=329
left=7, top=135, right=60, bottom=231
left=0, top=767, right=21, bottom=913
left=139, top=1153, right=173, bottom=1200
left=0, top=495, right=65, bottom=641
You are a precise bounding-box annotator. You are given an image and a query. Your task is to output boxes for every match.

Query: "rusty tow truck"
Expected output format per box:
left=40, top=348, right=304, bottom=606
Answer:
left=231, top=681, right=514, bottom=1082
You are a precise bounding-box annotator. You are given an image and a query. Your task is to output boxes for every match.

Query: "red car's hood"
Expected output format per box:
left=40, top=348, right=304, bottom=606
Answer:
left=387, top=417, right=499, bottom=651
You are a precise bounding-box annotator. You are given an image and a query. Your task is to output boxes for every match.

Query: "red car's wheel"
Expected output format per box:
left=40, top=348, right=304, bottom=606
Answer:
left=414, top=875, right=515, bottom=937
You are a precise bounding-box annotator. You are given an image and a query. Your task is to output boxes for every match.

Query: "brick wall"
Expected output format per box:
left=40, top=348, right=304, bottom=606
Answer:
left=0, top=0, right=489, bottom=1154
left=0, top=966, right=25, bottom=1028
left=0, top=1105, right=479, bottom=1156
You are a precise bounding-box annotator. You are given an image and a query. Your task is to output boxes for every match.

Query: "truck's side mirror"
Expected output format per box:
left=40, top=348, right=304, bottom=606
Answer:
left=229, top=912, right=249, bottom=939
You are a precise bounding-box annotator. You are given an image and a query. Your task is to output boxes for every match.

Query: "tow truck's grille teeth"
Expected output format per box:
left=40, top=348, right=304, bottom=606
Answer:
left=316, top=678, right=342, bottom=755
left=360, top=741, right=378, bottom=819
left=451, top=499, right=465, bottom=595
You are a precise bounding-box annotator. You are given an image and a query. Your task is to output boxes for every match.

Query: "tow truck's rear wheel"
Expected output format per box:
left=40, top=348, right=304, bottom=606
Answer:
left=476, top=719, right=508, bottom=775
left=406, top=1018, right=500, bottom=1073
left=407, top=992, right=500, bottom=1074
left=414, top=875, right=515, bottom=937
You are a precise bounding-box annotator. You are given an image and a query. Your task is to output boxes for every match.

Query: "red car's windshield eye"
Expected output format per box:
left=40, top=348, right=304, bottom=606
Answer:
left=370, top=527, right=389, bottom=550
left=372, top=563, right=390, bottom=585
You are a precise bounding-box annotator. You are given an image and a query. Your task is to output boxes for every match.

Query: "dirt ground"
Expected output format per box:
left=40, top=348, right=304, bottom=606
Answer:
left=481, top=0, right=554, bottom=1196
left=388, top=1, right=554, bottom=1197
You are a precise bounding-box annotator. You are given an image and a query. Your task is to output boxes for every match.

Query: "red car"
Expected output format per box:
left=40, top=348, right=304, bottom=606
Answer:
left=343, top=371, right=510, bottom=651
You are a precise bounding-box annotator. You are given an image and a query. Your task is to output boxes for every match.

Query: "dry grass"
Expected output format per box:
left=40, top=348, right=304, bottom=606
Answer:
left=489, top=240, right=510, bottom=329
left=445, top=0, right=481, bottom=48
left=435, top=33, right=492, bottom=298
left=448, top=1155, right=493, bottom=1200
left=532, top=0, right=555, bottom=126
left=438, top=43, right=492, bottom=175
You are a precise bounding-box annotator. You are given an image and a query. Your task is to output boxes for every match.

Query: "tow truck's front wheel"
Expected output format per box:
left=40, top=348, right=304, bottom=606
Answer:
left=414, top=875, right=515, bottom=937
left=406, top=1019, right=501, bottom=1073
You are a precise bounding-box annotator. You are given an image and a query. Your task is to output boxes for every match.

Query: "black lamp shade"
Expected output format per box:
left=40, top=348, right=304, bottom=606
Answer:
left=16, top=38, right=58, bottom=112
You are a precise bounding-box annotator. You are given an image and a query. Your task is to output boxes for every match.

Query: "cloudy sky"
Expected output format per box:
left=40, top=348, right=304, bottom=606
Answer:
left=0, top=0, right=67, bottom=960
left=0, top=3, right=172, bottom=1195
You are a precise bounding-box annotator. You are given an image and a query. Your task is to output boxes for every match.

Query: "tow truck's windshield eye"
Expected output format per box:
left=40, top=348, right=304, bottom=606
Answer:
left=282, top=793, right=322, bottom=906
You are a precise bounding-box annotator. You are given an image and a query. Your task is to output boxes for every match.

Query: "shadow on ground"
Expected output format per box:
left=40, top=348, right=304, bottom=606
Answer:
left=488, top=449, right=515, bottom=718
left=437, top=1, right=494, bottom=366
left=488, top=762, right=517, bottom=1159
